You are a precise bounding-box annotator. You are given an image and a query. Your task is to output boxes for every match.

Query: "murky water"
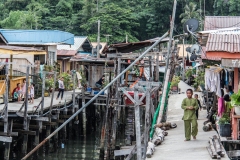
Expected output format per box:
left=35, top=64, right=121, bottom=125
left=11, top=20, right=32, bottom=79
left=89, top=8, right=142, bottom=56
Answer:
left=43, top=135, right=100, bottom=160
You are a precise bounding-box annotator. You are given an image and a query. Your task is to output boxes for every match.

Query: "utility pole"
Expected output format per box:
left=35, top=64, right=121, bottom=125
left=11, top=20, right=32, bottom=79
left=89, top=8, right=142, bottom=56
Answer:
left=97, top=20, right=101, bottom=58
left=182, top=38, right=185, bottom=81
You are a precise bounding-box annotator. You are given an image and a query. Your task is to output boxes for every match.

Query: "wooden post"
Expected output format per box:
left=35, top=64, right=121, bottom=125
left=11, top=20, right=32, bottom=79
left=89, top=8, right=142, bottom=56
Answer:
left=72, top=70, right=76, bottom=114
left=149, top=56, right=152, bottom=80
left=134, top=85, right=142, bottom=159
left=10, top=55, right=12, bottom=79
left=143, top=83, right=151, bottom=159
left=22, top=66, right=30, bottom=154
left=50, top=72, right=57, bottom=116
left=156, top=52, right=159, bottom=82
left=41, top=72, right=46, bottom=116
left=4, top=63, right=10, bottom=160
left=4, top=63, right=9, bottom=133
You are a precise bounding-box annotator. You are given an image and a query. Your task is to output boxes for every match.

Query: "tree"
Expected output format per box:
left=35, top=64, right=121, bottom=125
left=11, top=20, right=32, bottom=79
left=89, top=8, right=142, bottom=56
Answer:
left=1, top=10, right=38, bottom=29
left=81, top=2, right=139, bottom=43
left=179, top=2, right=201, bottom=24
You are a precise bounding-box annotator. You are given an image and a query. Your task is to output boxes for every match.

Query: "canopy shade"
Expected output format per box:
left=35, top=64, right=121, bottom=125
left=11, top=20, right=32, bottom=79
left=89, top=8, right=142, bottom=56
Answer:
left=0, top=45, right=46, bottom=55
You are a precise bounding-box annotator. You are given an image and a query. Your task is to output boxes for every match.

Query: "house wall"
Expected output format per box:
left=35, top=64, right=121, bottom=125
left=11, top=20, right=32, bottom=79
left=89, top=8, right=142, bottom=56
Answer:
left=0, top=57, right=33, bottom=73
left=57, top=60, right=62, bottom=73
left=89, top=65, right=104, bottom=87
left=48, top=46, right=57, bottom=65
left=0, top=54, right=33, bottom=64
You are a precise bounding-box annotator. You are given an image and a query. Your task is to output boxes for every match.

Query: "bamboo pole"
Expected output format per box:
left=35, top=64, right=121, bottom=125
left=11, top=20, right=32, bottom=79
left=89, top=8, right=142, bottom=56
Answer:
left=157, top=68, right=170, bottom=124
left=21, top=31, right=169, bottom=160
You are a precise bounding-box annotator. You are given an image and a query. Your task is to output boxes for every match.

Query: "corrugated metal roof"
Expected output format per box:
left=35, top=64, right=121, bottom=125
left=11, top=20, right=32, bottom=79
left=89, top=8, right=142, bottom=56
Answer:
left=0, top=29, right=74, bottom=45
left=57, top=36, right=90, bottom=50
left=105, top=37, right=170, bottom=53
left=204, top=16, right=240, bottom=31
left=57, top=50, right=77, bottom=56
left=206, top=34, right=240, bottom=53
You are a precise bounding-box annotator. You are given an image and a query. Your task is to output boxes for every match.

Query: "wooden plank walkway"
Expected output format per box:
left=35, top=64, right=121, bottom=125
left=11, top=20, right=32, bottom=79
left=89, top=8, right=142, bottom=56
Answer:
left=147, top=82, right=230, bottom=160
left=0, top=89, right=81, bottom=113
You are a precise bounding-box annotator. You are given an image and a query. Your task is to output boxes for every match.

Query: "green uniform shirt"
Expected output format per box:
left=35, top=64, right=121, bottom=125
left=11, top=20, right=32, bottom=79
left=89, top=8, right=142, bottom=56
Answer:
left=181, top=98, right=198, bottom=120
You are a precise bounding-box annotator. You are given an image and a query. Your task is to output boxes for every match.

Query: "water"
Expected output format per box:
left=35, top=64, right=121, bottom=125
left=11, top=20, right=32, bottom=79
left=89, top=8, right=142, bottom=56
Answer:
left=43, top=134, right=100, bottom=160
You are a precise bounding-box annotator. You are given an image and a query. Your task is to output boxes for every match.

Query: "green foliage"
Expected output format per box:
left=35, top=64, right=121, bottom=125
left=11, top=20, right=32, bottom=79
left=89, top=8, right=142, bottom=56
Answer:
left=231, top=90, right=240, bottom=107
left=0, top=0, right=231, bottom=43
left=185, top=69, right=193, bottom=78
left=59, top=72, right=74, bottom=91
left=1, top=10, right=38, bottom=29
left=170, top=76, right=180, bottom=88
left=193, top=70, right=205, bottom=89
left=218, top=113, right=230, bottom=124
left=179, top=2, right=201, bottom=24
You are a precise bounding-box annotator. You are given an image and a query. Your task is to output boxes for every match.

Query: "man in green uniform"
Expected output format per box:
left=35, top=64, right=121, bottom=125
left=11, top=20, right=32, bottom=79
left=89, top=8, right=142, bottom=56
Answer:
left=181, top=89, right=198, bottom=141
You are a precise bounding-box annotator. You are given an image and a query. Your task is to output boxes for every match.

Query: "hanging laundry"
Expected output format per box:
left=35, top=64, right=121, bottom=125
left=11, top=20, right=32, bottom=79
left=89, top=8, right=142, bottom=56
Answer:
left=220, top=69, right=225, bottom=88
left=224, top=69, right=229, bottom=86
left=218, top=97, right=225, bottom=117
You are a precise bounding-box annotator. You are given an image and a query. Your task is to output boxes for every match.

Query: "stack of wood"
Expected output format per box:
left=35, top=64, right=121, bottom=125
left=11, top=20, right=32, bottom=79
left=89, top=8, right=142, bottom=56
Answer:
left=155, top=122, right=177, bottom=131
left=207, top=135, right=225, bottom=159
left=146, top=122, right=177, bottom=158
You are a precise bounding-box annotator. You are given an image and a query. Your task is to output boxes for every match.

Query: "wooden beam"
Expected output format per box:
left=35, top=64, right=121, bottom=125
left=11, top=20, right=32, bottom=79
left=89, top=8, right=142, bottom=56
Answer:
left=138, top=81, right=161, bottom=87
left=13, top=130, right=36, bottom=136
left=0, top=132, right=18, bottom=137
left=31, top=117, right=49, bottom=122
left=0, top=122, right=46, bottom=129
left=0, top=136, right=12, bottom=142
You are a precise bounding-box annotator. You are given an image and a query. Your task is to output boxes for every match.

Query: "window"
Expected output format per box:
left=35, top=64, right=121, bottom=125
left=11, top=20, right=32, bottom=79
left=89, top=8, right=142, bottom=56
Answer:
left=48, top=51, right=55, bottom=65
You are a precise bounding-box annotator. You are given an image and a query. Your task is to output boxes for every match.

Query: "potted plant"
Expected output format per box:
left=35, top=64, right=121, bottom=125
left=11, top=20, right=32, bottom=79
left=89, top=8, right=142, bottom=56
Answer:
left=218, top=113, right=231, bottom=137
left=231, top=90, right=240, bottom=115
left=170, top=76, right=180, bottom=92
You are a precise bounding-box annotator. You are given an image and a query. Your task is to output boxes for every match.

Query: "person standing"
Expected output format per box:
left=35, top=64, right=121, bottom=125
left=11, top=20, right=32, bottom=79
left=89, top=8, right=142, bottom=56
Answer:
left=194, top=94, right=202, bottom=119
left=56, top=77, right=65, bottom=100
left=181, top=89, right=198, bottom=141
left=29, top=83, right=35, bottom=104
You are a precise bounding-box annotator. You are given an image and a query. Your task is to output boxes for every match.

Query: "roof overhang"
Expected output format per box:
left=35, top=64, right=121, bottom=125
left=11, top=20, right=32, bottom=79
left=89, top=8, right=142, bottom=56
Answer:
left=0, top=45, right=46, bottom=55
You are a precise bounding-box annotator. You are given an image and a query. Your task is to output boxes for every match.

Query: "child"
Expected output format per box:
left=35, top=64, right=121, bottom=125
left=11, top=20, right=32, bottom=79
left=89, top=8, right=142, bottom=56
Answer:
left=29, top=83, right=35, bottom=104
left=56, top=77, right=65, bottom=101
left=181, top=89, right=198, bottom=141
left=194, top=94, right=202, bottom=119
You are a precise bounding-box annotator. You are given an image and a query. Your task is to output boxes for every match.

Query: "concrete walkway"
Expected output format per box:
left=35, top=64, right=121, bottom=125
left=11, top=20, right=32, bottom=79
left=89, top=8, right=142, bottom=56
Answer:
left=147, top=81, right=229, bottom=160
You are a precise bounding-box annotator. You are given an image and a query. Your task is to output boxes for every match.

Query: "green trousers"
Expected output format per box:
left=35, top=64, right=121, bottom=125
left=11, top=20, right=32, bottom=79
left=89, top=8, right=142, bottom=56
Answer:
left=184, top=119, right=198, bottom=140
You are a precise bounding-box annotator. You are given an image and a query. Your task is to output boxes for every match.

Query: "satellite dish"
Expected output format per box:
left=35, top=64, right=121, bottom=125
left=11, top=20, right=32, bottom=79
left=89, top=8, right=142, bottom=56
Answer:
left=190, top=44, right=200, bottom=54
left=184, top=18, right=199, bottom=33
left=186, top=47, right=191, bottom=52
left=190, top=54, right=197, bottom=61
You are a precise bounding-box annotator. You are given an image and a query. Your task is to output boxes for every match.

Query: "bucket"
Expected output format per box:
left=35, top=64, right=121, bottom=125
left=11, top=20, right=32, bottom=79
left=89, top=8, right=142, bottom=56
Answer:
left=86, top=87, right=92, bottom=92
left=219, top=124, right=231, bottom=137
left=94, top=91, right=104, bottom=95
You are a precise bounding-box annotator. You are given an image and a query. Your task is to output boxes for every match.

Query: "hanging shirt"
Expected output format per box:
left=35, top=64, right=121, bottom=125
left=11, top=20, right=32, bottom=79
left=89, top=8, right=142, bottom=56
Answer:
left=181, top=98, right=198, bottom=120
left=224, top=69, right=229, bottom=85
left=205, top=70, right=211, bottom=90
left=58, top=80, right=65, bottom=89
